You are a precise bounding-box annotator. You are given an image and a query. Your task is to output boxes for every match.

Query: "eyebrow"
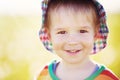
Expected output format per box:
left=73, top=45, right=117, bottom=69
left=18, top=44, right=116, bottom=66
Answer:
left=54, top=28, right=65, bottom=30
left=53, top=25, right=92, bottom=31
left=80, top=26, right=92, bottom=29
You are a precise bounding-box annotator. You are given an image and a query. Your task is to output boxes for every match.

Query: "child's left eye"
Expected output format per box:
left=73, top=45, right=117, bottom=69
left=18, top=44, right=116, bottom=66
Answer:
left=79, top=30, right=88, bottom=33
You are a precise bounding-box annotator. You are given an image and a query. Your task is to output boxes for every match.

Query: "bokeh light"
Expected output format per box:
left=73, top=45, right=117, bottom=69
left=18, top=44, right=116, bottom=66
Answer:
left=0, top=0, right=120, bottom=80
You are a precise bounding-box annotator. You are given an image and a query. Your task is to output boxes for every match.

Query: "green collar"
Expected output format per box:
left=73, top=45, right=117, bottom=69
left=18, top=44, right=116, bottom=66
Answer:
left=48, top=61, right=105, bottom=80
left=48, top=61, right=59, bottom=80
left=85, top=65, right=105, bottom=80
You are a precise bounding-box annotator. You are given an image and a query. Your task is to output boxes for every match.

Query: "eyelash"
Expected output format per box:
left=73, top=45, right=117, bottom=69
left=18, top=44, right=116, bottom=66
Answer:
left=57, top=30, right=88, bottom=34
left=79, top=30, right=88, bottom=33
left=57, top=31, right=66, bottom=34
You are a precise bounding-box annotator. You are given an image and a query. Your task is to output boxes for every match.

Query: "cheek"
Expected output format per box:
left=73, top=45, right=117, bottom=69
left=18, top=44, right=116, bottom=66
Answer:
left=50, top=35, right=65, bottom=51
left=81, top=34, right=94, bottom=43
left=81, top=35, right=95, bottom=49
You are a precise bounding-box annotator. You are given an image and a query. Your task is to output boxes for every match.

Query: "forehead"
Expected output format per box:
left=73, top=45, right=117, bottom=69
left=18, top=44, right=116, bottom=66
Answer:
left=49, top=7, right=95, bottom=28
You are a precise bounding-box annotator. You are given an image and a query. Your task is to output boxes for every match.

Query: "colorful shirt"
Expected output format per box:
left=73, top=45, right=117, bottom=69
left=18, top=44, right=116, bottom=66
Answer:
left=37, top=61, right=119, bottom=80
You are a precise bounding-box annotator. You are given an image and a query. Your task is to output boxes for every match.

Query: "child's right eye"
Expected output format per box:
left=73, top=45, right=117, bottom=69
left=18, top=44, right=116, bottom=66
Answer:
left=57, top=31, right=66, bottom=34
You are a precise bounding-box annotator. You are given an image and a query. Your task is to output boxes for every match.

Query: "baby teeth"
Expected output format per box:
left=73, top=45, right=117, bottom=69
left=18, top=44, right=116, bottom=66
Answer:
left=67, top=50, right=78, bottom=53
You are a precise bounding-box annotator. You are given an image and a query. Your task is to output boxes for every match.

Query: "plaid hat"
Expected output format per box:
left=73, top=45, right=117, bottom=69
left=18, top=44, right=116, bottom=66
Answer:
left=39, top=0, right=109, bottom=54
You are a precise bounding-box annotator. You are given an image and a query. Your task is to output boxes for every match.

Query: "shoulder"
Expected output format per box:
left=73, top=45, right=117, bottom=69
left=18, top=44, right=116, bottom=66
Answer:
left=36, top=65, right=52, bottom=80
left=36, top=60, right=58, bottom=80
left=95, top=65, right=119, bottom=80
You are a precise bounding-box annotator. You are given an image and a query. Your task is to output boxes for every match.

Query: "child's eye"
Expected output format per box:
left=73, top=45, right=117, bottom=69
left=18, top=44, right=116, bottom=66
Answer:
left=57, top=31, right=67, bottom=34
left=79, top=30, right=88, bottom=33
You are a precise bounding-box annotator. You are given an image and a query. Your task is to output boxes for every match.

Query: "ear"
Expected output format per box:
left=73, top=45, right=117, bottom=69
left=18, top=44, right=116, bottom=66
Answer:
left=45, top=27, right=51, bottom=41
left=94, top=24, right=100, bottom=41
left=94, top=32, right=99, bottom=41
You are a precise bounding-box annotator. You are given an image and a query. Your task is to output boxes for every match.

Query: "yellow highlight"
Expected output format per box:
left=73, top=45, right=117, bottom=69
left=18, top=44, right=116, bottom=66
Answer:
left=0, top=13, right=120, bottom=80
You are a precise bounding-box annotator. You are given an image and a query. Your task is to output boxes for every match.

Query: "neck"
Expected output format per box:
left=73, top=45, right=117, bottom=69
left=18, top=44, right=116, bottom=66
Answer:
left=56, top=57, right=97, bottom=80
left=60, top=57, right=95, bottom=71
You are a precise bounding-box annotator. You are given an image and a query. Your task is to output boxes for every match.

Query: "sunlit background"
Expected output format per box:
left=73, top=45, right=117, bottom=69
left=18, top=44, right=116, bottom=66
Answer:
left=0, top=0, right=120, bottom=80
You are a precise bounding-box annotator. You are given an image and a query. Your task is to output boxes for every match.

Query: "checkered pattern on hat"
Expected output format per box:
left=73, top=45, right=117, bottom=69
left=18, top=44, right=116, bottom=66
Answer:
left=39, top=0, right=53, bottom=52
left=39, top=0, right=109, bottom=54
left=92, top=0, right=109, bottom=53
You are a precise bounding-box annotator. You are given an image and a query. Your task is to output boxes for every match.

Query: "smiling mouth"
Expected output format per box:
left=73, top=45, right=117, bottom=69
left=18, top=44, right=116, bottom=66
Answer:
left=65, top=50, right=81, bottom=55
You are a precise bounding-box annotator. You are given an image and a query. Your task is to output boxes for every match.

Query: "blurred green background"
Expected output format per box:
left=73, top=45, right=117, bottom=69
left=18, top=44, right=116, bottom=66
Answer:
left=0, top=0, right=120, bottom=80
left=0, top=13, right=120, bottom=80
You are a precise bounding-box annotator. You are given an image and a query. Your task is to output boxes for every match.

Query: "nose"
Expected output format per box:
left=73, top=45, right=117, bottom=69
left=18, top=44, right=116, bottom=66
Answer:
left=66, top=33, right=79, bottom=46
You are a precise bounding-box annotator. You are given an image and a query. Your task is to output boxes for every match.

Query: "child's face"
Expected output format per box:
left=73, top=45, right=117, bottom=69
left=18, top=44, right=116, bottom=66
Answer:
left=48, top=7, right=96, bottom=64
